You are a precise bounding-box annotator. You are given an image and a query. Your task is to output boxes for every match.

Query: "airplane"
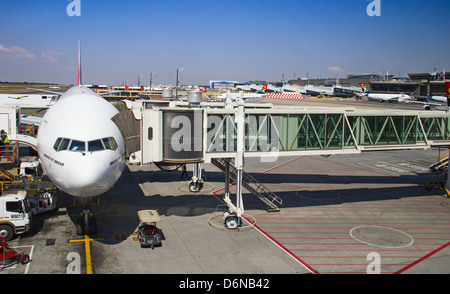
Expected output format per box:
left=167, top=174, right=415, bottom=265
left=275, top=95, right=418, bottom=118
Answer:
left=0, top=94, right=58, bottom=108
left=400, top=81, right=450, bottom=111
left=425, top=81, right=449, bottom=106
left=34, top=42, right=126, bottom=234
left=360, top=83, right=413, bottom=102
left=215, top=84, right=268, bottom=102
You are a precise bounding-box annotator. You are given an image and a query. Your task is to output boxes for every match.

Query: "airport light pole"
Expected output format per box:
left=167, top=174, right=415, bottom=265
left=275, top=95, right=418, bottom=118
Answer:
left=176, top=67, right=185, bottom=99
left=138, top=74, right=143, bottom=87
left=150, top=72, right=156, bottom=91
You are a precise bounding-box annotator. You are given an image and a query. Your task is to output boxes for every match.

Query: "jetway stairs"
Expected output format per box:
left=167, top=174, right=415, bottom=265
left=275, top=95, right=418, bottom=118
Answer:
left=211, top=158, right=282, bottom=212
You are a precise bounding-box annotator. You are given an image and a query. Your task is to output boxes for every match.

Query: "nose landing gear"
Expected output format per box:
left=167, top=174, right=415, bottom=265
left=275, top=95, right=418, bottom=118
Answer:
left=76, top=207, right=97, bottom=236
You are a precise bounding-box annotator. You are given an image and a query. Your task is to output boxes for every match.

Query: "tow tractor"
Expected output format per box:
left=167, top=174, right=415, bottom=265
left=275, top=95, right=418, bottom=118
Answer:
left=137, top=210, right=163, bottom=249
left=0, top=236, right=30, bottom=267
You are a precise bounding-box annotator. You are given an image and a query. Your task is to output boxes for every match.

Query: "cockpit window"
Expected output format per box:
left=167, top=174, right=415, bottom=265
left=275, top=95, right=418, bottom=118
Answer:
left=53, top=138, right=62, bottom=151
left=53, top=137, right=117, bottom=153
left=58, top=138, right=71, bottom=151
left=69, top=140, right=86, bottom=152
left=102, top=137, right=118, bottom=151
left=88, top=140, right=104, bottom=152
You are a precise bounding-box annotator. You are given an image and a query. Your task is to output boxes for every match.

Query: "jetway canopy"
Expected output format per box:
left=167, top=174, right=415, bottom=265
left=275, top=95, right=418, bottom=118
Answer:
left=112, top=100, right=450, bottom=165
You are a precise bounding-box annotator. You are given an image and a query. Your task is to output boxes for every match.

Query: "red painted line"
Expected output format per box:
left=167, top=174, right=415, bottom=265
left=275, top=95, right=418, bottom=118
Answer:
left=308, top=156, right=393, bottom=176
left=282, top=242, right=366, bottom=246
left=242, top=215, right=320, bottom=274
left=256, top=216, right=450, bottom=220
left=301, top=256, right=422, bottom=259
left=259, top=155, right=307, bottom=174
left=277, top=237, right=354, bottom=240
left=210, top=156, right=319, bottom=274
left=257, top=221, right=450, bottom=225
left=267, top=232, right=350, bottom=235
left=291, top=249, right=430, bottom=252
left=414, top=237, right=450, bottom=240
left=309, top=263, right=410, bottom=266
left=394, top=242, right=450, bottom=274
left=320, top=271, right=395, bottom=274
left=412, top=232, right=450, bottom=235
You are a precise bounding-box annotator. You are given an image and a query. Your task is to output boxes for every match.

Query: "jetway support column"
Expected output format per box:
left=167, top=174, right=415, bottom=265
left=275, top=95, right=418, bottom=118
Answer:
left=189, top=163, right=204, bottom=192
left=223, top=103, right=245, bottom=228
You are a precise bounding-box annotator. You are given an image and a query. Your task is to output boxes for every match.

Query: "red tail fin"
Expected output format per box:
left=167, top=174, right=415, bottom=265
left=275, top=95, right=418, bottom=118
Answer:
left=78, top=41, right=82, bottom=86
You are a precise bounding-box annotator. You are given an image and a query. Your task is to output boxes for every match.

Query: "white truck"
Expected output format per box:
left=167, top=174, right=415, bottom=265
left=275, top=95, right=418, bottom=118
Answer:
left=15, top=160, right=57, bottom=215
left=0, top=190, right=32, bottom=241
left=1, top=160, right=57, bottom=216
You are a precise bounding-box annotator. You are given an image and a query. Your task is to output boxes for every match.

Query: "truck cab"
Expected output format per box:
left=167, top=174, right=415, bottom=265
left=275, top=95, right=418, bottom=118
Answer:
left=0, top=190, right=32, bottom=241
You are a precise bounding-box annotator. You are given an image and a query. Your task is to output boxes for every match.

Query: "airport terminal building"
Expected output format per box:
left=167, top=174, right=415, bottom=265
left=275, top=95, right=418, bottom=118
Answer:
left=288, top=72, right=449, bottom=97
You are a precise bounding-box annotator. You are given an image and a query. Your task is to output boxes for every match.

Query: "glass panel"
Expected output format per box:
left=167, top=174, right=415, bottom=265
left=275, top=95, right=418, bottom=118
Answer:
left=88, top=139, right=104, bottom=152
left=69, top=140, right=86, bottom=152
left=102, top=137, right=118, bottom=150
left=53, top=138, right=62, bottom=151
left=58, top=138, right=71, bottom=151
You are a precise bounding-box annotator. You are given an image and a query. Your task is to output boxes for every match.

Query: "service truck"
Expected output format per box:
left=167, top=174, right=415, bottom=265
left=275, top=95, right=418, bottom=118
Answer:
left=0, top=190, right=32, bottom=241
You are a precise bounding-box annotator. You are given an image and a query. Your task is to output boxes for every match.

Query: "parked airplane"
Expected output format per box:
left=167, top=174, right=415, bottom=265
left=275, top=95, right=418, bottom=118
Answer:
left=426, top=82, right=449, bottom=105
left=402, top=81, right=450, bottom=110
left=216, top=84, right=268, bottom=101
left=360, top=83, right=412, bottom=102
left=34, top=42, right=126, bottom=234
left=0, top=94, right=58, bottom=108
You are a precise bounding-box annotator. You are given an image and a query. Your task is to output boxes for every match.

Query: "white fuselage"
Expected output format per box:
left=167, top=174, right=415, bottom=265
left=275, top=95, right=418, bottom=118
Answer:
left=366, top=93, right=412, bottom=102
left=37, top=86, right=126, bottom=198
left=216, top=93, right=265, bottom=100
left=427, top=95, right=448, bottom=104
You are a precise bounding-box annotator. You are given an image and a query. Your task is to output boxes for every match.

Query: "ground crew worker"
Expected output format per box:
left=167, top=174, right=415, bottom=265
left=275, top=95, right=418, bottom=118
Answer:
left=0, top=130, right=9, bottom=145
left=180, top=163, right=188, bottom=180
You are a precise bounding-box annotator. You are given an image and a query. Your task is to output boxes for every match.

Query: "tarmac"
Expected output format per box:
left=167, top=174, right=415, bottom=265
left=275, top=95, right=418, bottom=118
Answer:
left=2, top=97, right=450, bottom=277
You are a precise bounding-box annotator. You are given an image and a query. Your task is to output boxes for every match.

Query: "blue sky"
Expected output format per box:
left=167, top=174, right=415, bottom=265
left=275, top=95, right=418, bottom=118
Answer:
left=0, top=0, right=449, bottom=85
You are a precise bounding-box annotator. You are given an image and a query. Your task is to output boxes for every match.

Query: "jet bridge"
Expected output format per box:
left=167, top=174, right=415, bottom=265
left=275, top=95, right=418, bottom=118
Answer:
left=112, top=98, right=450, bottom=228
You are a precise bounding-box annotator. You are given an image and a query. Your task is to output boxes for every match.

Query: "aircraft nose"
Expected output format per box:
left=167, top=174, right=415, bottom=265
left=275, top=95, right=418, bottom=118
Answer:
left=67, top=157, right=110, bottom=197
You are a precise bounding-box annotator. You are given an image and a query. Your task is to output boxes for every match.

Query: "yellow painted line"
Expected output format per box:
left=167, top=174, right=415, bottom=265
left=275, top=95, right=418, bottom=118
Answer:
left=69, top=235, right=104, bottom=274
left=69, top=212, right=100, bottom=217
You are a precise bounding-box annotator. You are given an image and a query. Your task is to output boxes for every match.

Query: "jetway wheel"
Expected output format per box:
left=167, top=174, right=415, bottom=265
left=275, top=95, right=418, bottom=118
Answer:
left=208, top=213, right=256, bottom=230
left=224, top=215, right=241, bottom=229
left=188, top=181, right=203, bottom=193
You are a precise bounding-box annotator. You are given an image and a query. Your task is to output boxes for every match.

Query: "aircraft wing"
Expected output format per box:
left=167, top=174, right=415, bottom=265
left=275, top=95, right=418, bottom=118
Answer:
left=26, top=87, right=64, bottom=96
left=241, top=97, right=265, bottom=103
left=21, top=115, right=42, bottom=126
left=98, top=91, right=123, bottom=96
left=404, top=100, right=442, bottom=106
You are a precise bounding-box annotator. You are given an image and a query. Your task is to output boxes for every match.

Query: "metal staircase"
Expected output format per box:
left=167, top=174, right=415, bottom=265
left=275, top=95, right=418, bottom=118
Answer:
left=211, top=158, right=282, bottom=212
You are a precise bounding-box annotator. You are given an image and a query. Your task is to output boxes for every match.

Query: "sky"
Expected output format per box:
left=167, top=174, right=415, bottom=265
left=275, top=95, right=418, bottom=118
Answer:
left=0, top=0, right=449, bottom=86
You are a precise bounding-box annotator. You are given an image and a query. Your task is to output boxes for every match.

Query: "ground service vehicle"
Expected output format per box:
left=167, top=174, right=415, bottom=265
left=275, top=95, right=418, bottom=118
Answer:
left=137, top=210, right=163, bottom=249
left=0, top=190, right=32, bottom=241
left=0, top=236, right=30, bottom=266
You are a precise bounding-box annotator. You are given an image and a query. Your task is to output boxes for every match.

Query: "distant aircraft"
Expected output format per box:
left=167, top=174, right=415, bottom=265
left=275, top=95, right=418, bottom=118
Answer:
left=0, top=94, right=58, bottom=108
left=425, top=82, right=449, bottom=106
left=360, top=83, right=412, bottom=102
left=216, top=84, right=267, bottom=102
